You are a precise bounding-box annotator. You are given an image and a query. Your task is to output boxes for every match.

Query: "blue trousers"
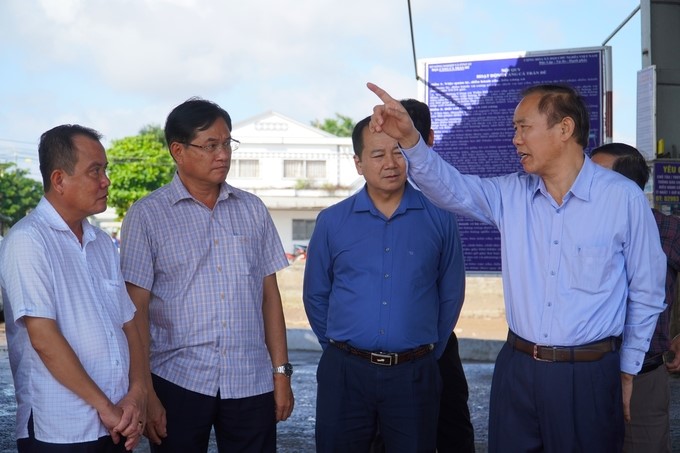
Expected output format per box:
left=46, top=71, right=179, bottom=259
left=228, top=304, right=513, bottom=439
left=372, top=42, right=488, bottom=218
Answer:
left=316, top=344, right=441, bottom=453
left=150, top=374, right=276, bottom=453
left=488, top=341, right=624, bottom=453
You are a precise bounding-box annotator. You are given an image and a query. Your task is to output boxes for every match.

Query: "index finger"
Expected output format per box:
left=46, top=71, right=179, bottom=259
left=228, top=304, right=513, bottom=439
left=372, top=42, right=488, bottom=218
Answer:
left=367, top=82, right=396, bottom=104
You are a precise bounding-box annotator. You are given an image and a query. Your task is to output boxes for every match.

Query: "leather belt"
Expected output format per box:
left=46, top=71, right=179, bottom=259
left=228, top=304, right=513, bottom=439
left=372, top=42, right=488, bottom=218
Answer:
left=639, top=353, right=664, bottom=374
left=507, top=331, right=619, bottom=362
left=330, top=340, right=433, bottom=366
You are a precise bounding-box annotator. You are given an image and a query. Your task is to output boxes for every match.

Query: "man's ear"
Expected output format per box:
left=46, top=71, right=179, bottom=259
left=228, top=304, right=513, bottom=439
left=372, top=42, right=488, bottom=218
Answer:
left=560, top=117, right=576, bottom=141
left=169, top=142, right=184, bottom=163
left=427, top=129, right=435, bottom=147
left=354, top=154, right=363, bottom=175
left=50, top=169, right=65, bottom=195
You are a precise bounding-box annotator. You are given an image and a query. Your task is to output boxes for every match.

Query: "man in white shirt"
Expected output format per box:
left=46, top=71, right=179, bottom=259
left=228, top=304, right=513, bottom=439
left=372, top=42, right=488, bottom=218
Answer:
left=0, top=124, right=146, bottom=452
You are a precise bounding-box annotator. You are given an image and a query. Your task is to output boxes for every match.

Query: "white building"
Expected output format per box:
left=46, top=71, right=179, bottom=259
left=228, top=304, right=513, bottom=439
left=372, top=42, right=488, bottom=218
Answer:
left=95, top=111, right=362, bottom=255
left=230, top=111, right=361, bottom=254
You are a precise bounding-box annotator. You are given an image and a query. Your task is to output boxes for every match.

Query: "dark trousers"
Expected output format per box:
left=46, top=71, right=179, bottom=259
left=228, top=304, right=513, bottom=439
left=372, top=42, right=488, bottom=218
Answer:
left=316, top=343, right=441, bottom=453
left=370, top=332, right=475, bottom=453
left=488, top=340, right=624, bottom=453
left=150, top=374, right=276, bottom=453
left=17, top=412, right=127, bottom=453
left=436, top=332, right=475, bottom=452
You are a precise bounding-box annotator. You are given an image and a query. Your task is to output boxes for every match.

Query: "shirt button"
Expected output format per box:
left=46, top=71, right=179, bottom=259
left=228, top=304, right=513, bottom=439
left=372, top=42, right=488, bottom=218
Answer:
left=384, top=274, right=390, bottom=278
left=553, top=240, right=558, bottom=245
left=221, top=292, right=225, bottom=300
left=214, top=239, right=219, bottom=245
left=379, top=329, right=385, bottom=335
left=550, top=271, right=555, bottom=276
left=385, top=247, right=390, bottom=252
left=217, top=265, right=222, bottom=272
left=547, top=302, right=552, bottom=307
left=382, top=301, right=387, bottom=305
left=543, top=333, right=548, bottom=338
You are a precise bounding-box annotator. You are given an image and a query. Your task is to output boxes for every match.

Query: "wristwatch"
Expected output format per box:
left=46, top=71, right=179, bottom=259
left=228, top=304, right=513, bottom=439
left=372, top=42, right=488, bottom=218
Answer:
left=273, top=362, right=294, bottom=378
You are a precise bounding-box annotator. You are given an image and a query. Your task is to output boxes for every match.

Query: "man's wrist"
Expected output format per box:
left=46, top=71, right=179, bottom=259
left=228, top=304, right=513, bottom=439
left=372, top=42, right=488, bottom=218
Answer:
left=398, top=131, right=422, bottom=150
left=273, top=362, right=293, bottom=378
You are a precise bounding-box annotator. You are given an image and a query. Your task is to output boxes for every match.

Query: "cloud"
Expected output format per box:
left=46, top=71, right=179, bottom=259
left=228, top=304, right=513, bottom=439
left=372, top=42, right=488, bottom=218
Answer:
left=0, top=0, right=644, bottom=154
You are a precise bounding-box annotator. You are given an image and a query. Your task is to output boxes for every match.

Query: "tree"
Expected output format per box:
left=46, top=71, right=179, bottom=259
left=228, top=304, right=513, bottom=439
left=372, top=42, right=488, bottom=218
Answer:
left=311, top=114, right=355, bottom=137
left=107, top=125, right=175, bottom=219
left=0, top=163, right=43, bottom=231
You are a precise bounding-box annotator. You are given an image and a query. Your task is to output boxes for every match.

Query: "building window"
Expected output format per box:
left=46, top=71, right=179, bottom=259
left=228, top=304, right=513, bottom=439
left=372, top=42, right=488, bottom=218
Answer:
left=292, top=219, right=316, bottom=240
left=284, top=160, right=326, bottom=179
left=232, top=159, right=259, bottom=178
left=284, top=160, right=304, bottom=178
left=306, top=160, right=326, bottom=179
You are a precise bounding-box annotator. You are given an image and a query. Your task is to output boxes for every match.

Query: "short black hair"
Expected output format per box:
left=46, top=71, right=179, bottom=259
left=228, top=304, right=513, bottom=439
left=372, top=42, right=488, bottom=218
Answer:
left=38, top=124, right=102, bottom=192
left=351, top=115, right=372, bottom=158
left=590, top=142, right=649, bottom=190
left=164, top=97, right=232, bottom=150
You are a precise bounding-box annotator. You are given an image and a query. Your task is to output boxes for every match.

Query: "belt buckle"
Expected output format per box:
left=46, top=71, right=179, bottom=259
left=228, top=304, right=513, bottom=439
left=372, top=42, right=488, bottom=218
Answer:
left=533, top=344, right=552, bottom=362
left=370, top=352, right=394, bottom=366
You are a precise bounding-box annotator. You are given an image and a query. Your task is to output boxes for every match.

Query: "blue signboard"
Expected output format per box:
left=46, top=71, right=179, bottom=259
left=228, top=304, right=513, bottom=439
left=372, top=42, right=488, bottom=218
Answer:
left=420, top=48, right=611, bottom=273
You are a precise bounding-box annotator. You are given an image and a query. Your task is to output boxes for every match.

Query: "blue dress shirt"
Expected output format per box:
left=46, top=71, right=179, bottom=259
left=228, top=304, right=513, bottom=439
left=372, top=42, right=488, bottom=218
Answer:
left=303, top=182, right=465, bottom=359
left=402, top=137, right=666, bottom=374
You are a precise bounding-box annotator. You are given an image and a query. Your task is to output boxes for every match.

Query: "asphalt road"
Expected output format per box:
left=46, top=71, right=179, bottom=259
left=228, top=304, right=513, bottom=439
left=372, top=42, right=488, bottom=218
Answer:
left=2, top=346, right=680, bottom=452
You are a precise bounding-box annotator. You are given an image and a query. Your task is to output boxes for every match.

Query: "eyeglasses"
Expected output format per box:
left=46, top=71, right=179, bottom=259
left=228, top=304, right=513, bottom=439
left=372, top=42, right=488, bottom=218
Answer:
left=184, top=138, right=240, bottom=154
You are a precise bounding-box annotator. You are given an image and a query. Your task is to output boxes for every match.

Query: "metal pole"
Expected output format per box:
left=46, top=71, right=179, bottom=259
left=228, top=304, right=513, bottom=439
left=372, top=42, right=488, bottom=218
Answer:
left=602, top=4, right=641, bottom=46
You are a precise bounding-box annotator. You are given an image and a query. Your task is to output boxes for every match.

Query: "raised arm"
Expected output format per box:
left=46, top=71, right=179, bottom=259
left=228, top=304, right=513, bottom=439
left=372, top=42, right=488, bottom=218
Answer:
left=367, top=82, right=421, bottom=148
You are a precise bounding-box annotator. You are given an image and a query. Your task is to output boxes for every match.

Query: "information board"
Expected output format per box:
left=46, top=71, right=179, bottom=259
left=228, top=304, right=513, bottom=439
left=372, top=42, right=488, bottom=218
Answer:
left=654, top=160, right=680, bottom=215
left=418, top=47, right=612, bottom=273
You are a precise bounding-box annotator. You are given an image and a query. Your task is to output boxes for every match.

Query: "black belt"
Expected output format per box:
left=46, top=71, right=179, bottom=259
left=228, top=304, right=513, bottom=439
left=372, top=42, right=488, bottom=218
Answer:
left=330, top=340, right=433, bottom=366
left=507, top=331, right=619, bottom=362
left=640, top=353, right=664, bottom=374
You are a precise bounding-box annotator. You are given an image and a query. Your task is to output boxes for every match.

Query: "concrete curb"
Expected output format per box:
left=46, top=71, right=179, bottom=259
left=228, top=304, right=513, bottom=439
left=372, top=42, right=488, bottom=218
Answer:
left=286, top=328, right=504, bottom=363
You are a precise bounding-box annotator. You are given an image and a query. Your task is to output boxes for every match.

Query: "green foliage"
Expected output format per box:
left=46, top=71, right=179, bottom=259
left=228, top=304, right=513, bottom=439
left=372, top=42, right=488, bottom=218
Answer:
left=107, top=129, right=174, bottom=219
left=0, top=163, right=42, bottom=230
left=311, top=114, right=355, bottom=137
left=138, top=124, right=167, bottom=148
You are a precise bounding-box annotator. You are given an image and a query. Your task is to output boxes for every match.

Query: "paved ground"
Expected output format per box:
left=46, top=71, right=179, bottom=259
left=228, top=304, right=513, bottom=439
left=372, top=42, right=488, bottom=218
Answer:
left=2, top=333, right=680, bottom=452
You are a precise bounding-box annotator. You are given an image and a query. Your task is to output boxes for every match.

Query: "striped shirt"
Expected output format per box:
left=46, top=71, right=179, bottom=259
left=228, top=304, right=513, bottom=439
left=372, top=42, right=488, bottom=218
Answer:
left=649, top=209, right=680, bottom=356
left=120, top=174, right=288, bottom=398
left=0, top=198, right=135, bottom=443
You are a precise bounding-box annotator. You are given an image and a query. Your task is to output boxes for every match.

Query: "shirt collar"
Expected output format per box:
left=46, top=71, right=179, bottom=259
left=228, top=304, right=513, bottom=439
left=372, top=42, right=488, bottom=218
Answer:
left=532, top=153, right=592, bottom=203
left=167, top=172, right=235, bottom=206
left=354, top=182, right=424, bottom=216
left=35, top=197, right=97, bottom=244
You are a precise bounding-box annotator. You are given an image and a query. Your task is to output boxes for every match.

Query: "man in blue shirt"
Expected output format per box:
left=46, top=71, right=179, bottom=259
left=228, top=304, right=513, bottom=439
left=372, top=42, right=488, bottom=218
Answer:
left=367, top=82, right=666, bottom=452
left=590, top=143, right=680, bottom=452
left=303, top=115, right=466, bottom=452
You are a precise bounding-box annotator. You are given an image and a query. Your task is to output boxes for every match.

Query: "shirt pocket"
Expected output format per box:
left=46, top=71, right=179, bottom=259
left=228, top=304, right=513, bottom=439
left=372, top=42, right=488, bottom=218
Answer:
left=99, top=278, right=126, bottom=327
left=226, top=234, right=258, bottom=276
left=568, top=246, right=608, bottom=294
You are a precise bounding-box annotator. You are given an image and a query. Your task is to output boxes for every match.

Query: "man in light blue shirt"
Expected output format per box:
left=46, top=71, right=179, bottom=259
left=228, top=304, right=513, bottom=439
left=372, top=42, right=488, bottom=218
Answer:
left=367, top=82, right=665, bottom=452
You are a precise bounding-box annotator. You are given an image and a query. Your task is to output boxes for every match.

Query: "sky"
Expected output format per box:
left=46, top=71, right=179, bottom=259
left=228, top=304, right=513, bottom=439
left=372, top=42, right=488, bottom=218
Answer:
left=0, top=0, right=643, bottom=180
